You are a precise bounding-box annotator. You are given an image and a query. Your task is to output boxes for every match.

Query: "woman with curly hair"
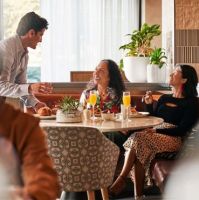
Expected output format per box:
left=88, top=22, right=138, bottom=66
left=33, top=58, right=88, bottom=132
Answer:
left=80, top=59, right=127, bottom=149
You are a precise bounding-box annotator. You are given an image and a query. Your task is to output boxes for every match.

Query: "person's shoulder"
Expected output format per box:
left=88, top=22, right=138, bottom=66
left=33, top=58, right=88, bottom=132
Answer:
left=186, top=96, right=198, bottom=106
left=0, top=35, right=18, bottom=52
left=158, top=94, right=172, bottom=101
left=2, top=104, right=40, bottom=127
left=0, top=35, right=18, bottom=45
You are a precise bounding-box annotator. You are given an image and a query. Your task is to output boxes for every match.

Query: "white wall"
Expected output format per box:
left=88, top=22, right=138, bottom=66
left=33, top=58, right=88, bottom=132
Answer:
left=162, top=0, right=175, bottom=82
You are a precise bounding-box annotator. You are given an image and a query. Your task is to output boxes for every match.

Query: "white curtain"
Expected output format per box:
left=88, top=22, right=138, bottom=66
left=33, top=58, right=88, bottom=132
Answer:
left=0, top=0, right=3, bottom=40
left=40, top=0, right=139, bottom=82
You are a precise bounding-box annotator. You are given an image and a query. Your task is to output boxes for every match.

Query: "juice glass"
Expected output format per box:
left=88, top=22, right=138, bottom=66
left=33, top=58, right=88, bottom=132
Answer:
left=122, top=91, right=131, bottom=121
left=123, top=92, right=131, bottom=107
left=89, top=90, right=97, bottom=121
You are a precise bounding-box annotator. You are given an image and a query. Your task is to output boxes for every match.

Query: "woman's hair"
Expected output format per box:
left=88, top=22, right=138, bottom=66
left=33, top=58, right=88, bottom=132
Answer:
left=104, top=59, right=125, bottom=97
left=179, top=64, right=198, bottom=97
left=87, top=59, right=125, bottom=97
left=16, top=12, right=48, bottom=36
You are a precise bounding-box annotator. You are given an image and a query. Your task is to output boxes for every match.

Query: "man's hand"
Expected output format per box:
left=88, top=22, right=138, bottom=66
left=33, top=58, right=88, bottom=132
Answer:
left=28, top=83, right=53, bottom=94
left=34, top=102, right=47, bottom=112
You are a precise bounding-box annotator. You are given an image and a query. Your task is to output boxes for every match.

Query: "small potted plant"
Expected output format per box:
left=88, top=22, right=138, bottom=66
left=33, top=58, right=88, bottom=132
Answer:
left=147, top=48, right=167, bottom=83
left=119, top=23, right=161, bottom=82
left=56, top=96, right=82, bottom=123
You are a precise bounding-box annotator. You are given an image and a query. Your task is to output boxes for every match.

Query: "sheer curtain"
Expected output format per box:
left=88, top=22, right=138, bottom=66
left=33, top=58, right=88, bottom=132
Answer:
left=40, top=0, right=139, bottom=82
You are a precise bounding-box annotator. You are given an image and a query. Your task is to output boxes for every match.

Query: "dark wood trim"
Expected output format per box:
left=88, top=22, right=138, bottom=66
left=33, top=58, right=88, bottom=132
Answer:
left=139, top=0, right=142, bottom=30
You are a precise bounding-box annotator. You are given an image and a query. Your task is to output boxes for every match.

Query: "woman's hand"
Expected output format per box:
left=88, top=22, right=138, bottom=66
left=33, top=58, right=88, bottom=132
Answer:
left=143, top=91, right=153, bottom=104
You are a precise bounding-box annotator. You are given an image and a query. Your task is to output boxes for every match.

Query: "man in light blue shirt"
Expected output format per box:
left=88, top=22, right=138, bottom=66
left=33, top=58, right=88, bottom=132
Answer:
left=0, top=12, right=52, bottom=111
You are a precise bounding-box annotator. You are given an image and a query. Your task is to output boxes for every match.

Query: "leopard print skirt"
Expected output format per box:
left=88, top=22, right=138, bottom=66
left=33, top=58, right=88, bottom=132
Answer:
left=123, top=123, right=182, bottom=185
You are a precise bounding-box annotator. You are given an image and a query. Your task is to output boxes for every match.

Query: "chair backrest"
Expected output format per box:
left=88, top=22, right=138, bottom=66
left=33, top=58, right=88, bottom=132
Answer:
left=44, top=126, right=120, bottom=192
left=70, top=71, right=93, bottom=82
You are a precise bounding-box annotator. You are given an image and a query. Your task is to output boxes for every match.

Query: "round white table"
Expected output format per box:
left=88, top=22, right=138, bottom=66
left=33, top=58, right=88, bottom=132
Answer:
left=40, top=116, right=163, bottom=133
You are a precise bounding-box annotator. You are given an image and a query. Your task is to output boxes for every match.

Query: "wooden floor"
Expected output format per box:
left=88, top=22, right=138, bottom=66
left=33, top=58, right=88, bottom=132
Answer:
left=60, top=186, right=162, bottom=200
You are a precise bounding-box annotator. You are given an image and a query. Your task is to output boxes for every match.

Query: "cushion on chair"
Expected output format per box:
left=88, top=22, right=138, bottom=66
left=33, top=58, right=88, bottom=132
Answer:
left=151, top=159, right=176, bottom=192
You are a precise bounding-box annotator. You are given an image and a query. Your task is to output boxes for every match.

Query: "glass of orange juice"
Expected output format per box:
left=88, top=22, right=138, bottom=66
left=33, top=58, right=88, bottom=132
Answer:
left=122, top=91, right=131, bottom=121
left=89, top=90, right=97, bottom=121
left=123, top=91, right=131, bottom=107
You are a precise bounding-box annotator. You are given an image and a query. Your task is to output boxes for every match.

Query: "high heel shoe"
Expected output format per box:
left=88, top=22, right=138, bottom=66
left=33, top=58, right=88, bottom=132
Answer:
left=108, top=175, right=126, bottom=197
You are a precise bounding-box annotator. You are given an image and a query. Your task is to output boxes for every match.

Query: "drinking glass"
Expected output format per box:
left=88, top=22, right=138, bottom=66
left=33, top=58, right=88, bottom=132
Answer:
left=122, top=91, right=131, bottom=121
left=89, top=90, right=97, bottom=121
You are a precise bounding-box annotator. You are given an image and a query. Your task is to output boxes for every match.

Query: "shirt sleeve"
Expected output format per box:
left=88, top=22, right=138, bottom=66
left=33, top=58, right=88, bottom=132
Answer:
left=20, top=95, right=40, bottom=108
left=0, top=48, right=30, bottom=97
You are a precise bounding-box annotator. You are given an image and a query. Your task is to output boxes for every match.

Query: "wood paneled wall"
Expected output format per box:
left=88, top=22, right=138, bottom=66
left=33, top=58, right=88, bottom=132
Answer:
left=175, top=0, right=199, bottom=77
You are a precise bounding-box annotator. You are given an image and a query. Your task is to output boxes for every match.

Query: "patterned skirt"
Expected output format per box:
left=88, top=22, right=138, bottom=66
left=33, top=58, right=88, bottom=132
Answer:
left=123, top=123, right=182, bottom=185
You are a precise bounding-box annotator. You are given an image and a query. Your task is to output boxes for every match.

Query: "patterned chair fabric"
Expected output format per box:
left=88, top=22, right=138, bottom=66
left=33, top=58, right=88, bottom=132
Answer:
left=44, top=127, right=120, bottom=192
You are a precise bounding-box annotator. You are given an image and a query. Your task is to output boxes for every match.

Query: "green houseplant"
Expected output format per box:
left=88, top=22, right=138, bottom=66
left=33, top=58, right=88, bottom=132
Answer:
left=56, top=96, right=82, bottom=122
left=120, top=23, right=161, bottom=57
left=59, top=96, right=80, bottom=113
left=149, top=48, right=167, bottom=69
left=147, top=48, right=167, bottom=83
left=119, top=23, right=161, bottom=82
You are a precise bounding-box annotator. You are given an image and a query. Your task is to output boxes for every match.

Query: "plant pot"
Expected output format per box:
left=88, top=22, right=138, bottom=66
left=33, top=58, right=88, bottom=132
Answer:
left=123, top=57, right=149, bottom=82
left=147, top=64, right=166, bottom=83
left=56, top=109, right=82, bottom=123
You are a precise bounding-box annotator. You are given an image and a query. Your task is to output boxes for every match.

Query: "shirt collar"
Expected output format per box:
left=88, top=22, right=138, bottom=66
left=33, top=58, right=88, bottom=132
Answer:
left=15, top=35, right=28, bottom=54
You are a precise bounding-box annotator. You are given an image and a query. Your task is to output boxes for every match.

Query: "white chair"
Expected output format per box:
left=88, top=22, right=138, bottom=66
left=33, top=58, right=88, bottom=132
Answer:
left=44, top=126, right=120, bottom=200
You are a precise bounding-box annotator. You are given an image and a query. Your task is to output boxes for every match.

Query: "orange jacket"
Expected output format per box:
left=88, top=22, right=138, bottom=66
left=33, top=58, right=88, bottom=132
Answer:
left=0, top=103, right=60, bottom=200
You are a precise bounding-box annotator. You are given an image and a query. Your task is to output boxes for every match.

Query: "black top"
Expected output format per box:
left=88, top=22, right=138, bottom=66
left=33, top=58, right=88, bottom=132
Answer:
left=146, top=94, right=198, bottom=137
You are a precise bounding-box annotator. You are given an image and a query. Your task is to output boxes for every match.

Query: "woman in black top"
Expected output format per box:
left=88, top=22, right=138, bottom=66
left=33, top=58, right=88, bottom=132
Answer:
left=109, top=65, right=198, bottom=200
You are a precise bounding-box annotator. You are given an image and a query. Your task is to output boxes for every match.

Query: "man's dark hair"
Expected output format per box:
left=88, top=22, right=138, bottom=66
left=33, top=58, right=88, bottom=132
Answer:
left=16, top=12, right=48, bottom=36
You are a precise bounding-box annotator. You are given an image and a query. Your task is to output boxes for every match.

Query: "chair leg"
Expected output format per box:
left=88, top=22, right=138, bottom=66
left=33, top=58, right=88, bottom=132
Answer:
left=87, top=190, right=95, bottom=200
left=101, top=187, right=109, bottom=200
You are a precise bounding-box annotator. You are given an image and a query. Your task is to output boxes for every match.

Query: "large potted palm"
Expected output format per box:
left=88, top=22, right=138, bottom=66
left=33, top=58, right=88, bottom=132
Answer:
left=119, top=23, right=161, bottom=82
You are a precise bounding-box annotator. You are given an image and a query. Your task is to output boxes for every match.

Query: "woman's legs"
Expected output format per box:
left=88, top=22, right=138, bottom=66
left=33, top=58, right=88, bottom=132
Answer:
left=109, top=148, right=136, bottom=194
left=134, top=159, right=145, bottom=197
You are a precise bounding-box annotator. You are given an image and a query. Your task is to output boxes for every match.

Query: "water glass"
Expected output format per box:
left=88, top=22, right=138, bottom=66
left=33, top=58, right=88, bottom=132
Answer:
left=121, top=104, right=129, bottom=121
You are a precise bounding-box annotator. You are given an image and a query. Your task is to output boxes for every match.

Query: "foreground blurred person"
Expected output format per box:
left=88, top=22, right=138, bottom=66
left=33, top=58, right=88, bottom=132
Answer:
left=0, top=12, right=53, bottom=112
left=0, top=101, right=60, bottom=200
left=109, top=65, right=198, bottom=200
left=163, top=121, right=199, bottom=200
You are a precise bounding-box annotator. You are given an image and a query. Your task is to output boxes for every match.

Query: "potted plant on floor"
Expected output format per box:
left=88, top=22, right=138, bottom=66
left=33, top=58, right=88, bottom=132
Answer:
left=56, top=96, right=82, bottom=123
left=119, top=23, right=161, bottom=82
left=147, top=48, right=167, bottom=83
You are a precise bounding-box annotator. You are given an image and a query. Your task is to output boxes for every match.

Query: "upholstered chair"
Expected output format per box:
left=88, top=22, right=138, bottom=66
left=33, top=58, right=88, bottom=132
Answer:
left=44, top=126, right=120, bottom=200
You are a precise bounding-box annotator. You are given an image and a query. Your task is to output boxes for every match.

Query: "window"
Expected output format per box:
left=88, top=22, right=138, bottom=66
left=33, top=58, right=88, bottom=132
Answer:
left=41, top=0, right=140, bottom=82
left=1, top=0, right=140, bottom=82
